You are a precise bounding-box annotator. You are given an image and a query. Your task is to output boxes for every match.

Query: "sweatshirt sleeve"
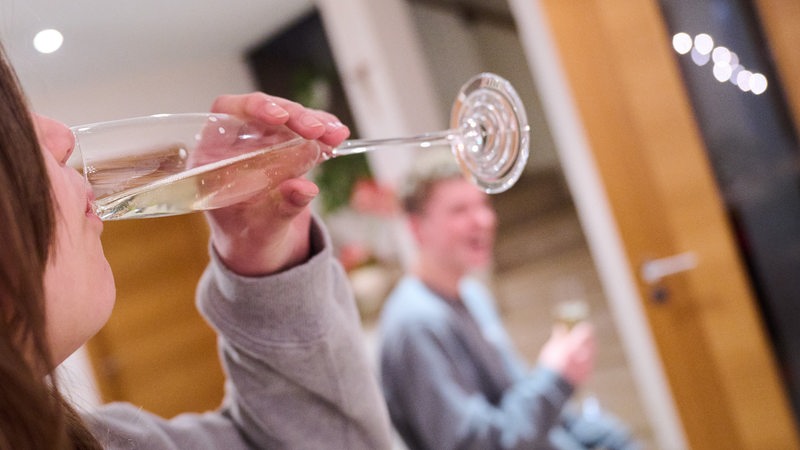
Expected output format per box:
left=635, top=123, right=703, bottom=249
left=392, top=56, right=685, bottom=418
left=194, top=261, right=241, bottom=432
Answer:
left=380, top=278, right=574, bottom=450
left=384, top=320, right=573, bottom=450
left=86, top=216, right=393, bottom=449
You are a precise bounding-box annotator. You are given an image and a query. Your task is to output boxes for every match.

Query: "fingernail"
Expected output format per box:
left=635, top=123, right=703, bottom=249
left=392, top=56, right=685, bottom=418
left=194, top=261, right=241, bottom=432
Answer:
left=327, top=121, right=345, bottom=130
left=291, top=188, right=317, bottom=206
left=266, top=101, right=289, bottom=119
left=301, top=114, right=324, bottom=129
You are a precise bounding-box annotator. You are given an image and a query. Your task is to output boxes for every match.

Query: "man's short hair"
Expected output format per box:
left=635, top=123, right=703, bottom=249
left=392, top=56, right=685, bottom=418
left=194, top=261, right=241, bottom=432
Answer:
left=399, top=150, right=464, bottom=215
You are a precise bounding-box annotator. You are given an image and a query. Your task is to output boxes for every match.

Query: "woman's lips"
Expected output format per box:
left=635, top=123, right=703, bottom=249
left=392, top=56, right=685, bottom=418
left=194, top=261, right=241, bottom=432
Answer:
left=85, top=192, right=101, bottom=223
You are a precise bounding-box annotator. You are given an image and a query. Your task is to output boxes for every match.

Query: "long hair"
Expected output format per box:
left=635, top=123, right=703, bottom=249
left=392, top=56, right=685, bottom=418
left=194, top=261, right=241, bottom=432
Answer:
left=0, top=45, right=101, bottom=449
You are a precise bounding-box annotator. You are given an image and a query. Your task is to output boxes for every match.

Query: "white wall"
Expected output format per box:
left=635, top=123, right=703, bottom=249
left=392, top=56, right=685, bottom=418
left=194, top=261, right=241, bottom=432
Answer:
left=409, top=3, right=561, bottom=172
left=316, top=0, right=441, bottom=189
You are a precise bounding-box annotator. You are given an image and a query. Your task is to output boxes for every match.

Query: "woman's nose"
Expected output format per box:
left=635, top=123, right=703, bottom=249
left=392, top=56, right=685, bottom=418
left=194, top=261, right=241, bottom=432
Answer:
left=33, top=114, right=75, bottom=165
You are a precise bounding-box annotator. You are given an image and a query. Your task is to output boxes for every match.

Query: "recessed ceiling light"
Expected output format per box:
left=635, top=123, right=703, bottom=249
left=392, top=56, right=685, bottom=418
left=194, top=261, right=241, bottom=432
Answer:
left=33, top=29, right=64, bottom=54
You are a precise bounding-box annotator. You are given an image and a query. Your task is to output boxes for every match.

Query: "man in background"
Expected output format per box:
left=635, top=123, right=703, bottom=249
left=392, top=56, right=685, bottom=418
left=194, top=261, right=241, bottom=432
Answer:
left=377, top=152, right=639, bottom=449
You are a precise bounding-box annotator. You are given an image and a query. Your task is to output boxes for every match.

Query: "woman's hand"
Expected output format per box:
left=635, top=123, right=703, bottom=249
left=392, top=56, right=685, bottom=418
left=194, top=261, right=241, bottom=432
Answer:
left=204, top=93, right=350, bottom=276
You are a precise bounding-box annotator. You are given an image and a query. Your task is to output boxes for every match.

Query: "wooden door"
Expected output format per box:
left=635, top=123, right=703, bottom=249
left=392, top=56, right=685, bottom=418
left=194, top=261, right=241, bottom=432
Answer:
left=86, top=214, right=225, bottom=418
left=538, top=0, right=799, bottom=448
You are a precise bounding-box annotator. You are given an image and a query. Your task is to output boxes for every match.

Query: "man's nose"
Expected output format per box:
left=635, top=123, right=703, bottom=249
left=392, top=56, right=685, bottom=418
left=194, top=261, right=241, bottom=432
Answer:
left=475, top=206, right=497, bottom=228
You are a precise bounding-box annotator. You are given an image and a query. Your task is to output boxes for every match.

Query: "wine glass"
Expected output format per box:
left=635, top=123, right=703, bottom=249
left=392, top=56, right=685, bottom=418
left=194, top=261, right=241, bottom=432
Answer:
left=69, top=72, right=529, bottom=221
left=551, top=277, right=602, bottom=421
left=552, top=297, right=591, bottom=330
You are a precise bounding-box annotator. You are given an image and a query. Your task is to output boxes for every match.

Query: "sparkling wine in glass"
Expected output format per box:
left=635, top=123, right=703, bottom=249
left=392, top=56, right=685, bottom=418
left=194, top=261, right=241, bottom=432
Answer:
left=551, top=277, right=603, bottom=420
left=69, top=73, right=529, bottom=221
left=553, top=299, right=591, bottom=330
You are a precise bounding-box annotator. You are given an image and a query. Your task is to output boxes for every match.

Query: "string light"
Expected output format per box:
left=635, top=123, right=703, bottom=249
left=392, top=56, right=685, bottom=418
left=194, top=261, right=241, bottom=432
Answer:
left=693, top=33, right=714, bottom=55
left=750, top=73, right=768, bottom=95
left=672, top=32, right=692, bottom=54
left=671, top=32, right=767, bottom=96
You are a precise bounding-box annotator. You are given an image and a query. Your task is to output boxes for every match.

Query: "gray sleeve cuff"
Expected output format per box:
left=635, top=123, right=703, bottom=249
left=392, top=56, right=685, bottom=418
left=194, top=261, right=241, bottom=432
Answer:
left=196, top=216, right=347, bottom=348
left=529, top=365, right=575, bottom=408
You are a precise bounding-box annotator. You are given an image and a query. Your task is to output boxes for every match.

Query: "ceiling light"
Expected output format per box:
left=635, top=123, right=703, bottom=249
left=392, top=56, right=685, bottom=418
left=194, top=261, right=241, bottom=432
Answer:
left=33, top=29, right=63, bottom=54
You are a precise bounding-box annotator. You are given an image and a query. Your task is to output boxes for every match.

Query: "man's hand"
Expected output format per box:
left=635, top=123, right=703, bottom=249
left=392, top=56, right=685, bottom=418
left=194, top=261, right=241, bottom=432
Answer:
left=537, top=322, right=596, bottom=388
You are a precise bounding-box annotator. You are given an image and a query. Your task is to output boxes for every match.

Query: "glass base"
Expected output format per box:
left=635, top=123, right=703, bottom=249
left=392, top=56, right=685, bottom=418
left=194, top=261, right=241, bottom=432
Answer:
left=451, top=73, right=530, bottom=194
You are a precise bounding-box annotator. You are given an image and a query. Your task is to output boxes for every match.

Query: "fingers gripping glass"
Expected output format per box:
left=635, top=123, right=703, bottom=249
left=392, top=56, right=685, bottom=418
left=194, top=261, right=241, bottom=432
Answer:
left=69, top=73, right=530, bottom=220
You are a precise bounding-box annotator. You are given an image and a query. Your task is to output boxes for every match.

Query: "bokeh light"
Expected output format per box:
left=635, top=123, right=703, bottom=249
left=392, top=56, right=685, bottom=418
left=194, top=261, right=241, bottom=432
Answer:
left=672, top=32, right=693, bottom=55
left=694, top=33, right=714, bottom=55
left=670, top=31, right=766, bottom=95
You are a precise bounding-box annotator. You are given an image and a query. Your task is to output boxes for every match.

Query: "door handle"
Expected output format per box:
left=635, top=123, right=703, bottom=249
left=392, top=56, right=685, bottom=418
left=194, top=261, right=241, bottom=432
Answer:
left=640, top=252, right=698, bottom=285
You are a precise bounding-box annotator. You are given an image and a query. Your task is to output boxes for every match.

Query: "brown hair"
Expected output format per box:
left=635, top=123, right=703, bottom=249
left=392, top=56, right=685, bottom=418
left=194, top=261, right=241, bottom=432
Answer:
left=0, top=44, right=101, bottom=449
left=399, top=150, right=464, bottom=215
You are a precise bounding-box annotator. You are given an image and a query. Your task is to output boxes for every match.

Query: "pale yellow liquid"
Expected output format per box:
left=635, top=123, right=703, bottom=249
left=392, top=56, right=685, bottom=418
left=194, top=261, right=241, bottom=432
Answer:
left=91, top=139, right=319, bottom=220
left=553, top=300, right=590, bottom=330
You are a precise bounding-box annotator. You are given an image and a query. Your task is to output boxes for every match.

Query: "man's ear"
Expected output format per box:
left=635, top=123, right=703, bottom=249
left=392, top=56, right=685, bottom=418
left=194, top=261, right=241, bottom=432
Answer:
left=406, top=214, right=424, bottom=244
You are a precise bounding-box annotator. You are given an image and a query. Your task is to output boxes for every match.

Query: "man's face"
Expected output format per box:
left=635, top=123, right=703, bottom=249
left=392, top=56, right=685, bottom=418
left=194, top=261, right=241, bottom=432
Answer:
left=412, top=178, right=497, bottom=274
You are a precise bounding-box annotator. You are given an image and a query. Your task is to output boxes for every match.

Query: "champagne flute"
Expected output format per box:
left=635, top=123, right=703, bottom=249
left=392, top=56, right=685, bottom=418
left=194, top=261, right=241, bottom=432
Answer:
left=68, top=72, right=529, bottom=221
left=551, top=277, right=602, bottom=420
left=553, top=298, right=591, bottom=330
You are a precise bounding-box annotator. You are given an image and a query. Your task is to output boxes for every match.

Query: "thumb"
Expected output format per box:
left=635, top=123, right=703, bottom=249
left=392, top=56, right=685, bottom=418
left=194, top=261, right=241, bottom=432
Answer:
left=276, top=178, right=319, bottom=216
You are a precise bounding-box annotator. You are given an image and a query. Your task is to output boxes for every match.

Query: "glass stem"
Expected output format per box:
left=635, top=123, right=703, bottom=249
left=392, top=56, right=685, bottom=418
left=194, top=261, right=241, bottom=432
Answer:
left=327, top=128, right=459, bottom=160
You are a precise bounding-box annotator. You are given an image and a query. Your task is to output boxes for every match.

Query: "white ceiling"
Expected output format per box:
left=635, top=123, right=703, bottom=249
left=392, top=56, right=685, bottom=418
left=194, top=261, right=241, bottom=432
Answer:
left=0, top=0, right=314, bottom=91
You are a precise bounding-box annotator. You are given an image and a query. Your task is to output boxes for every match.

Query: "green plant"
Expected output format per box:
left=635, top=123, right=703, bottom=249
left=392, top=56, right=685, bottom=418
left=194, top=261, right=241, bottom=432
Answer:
left=313, top=153, right=373, bottom=214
